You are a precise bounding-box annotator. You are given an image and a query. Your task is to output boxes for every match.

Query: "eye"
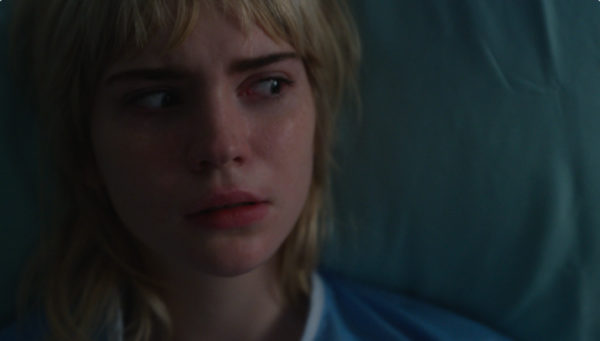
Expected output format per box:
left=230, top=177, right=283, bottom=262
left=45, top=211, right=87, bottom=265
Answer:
left=240, top=77, right=294, bottom=99
left=127, top=90, right=180, bottom=110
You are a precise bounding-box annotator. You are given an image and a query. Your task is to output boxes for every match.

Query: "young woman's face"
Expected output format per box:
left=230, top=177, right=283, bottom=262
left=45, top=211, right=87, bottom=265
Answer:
left=90, top=11, right=316, bottom=277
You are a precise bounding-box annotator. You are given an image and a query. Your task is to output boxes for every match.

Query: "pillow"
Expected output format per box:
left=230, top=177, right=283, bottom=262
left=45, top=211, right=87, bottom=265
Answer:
left=321, top=1, right=600, bottom=340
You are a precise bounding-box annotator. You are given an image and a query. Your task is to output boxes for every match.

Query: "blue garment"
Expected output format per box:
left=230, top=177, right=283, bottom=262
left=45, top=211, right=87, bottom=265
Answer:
left=0, top=271, right=511, bottom=340
left=308, top=271, right=511, bottom=340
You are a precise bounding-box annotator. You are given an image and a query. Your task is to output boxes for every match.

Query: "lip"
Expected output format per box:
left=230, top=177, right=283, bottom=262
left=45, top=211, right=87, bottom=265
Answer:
left=186, top=190, right=270, bottom=230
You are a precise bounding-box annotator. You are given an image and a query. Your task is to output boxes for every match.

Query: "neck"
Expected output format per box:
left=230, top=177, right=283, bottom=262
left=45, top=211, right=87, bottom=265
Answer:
left=151, top=257, right=308, bottom=341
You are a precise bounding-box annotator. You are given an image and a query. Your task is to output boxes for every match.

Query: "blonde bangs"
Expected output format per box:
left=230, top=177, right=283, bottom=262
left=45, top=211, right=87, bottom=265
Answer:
left=95, top=0, right=309, bottom=76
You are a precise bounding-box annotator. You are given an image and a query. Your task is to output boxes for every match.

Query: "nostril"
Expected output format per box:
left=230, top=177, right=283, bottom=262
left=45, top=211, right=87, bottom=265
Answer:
left=186, top=136, right=246, bottom=171
left=188, top=155, right=244, bottom=172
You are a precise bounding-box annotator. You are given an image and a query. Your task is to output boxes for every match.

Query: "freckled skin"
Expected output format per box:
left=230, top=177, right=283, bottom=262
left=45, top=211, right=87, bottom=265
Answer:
left=90, top=13, right=316, bottom=278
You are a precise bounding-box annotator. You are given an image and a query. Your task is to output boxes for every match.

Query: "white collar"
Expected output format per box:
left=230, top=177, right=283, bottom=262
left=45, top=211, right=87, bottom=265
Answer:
left=300, top=272, right=325, bottom=341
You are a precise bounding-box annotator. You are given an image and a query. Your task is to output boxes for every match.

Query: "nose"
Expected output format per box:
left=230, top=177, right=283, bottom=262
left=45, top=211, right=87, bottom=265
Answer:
left=186, top=92, right=248, bottom=172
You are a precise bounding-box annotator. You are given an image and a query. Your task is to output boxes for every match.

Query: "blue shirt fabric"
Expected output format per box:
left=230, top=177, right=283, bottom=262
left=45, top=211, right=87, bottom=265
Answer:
left=308, top=271, right=511, bottom=340
left=0, top=271, right=511, bottom=341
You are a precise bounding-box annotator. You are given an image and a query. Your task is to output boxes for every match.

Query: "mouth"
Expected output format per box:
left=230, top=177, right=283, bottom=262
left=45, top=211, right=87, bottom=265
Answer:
left=200, top=201, right=259, bottom=213
left=186, top=190, right=270, bottom=229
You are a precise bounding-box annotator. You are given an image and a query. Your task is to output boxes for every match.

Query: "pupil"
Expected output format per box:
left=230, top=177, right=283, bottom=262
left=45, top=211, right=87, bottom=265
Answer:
left=270, top=80, right=281, bottom=94
left=161, top=93, right=172, bottom=106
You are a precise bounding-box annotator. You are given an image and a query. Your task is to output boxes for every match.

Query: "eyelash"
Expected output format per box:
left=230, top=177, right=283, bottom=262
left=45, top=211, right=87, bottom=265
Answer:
left=123, top=76, right=294, bottom=111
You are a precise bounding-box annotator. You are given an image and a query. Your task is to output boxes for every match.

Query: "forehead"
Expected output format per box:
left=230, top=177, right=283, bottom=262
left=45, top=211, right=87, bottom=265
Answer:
left=105, top=9, right=294, bottom=77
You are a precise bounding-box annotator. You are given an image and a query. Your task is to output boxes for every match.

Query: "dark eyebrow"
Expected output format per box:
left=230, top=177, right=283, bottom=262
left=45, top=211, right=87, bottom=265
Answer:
left=228, top=52, right=300, bottom=74
left=104, top=52, right=299, bottom=85
left=105, top=68, right=187, bottom=85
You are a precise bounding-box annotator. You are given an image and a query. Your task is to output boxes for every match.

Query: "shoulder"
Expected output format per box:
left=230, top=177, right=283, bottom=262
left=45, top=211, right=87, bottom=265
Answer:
left=308, top=270, right=512, bottom=341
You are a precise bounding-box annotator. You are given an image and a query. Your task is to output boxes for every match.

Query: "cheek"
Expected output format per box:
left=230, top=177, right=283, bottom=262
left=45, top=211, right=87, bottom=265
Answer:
left=90, top=113, right=184, bottom=226
left=259, top=99, right=317, bottom=208
left=92, top=102, right=184, bottom=176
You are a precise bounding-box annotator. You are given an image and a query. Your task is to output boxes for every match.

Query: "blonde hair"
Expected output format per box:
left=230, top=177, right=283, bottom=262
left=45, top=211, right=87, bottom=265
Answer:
left=11, top=0, right=360, bottom=339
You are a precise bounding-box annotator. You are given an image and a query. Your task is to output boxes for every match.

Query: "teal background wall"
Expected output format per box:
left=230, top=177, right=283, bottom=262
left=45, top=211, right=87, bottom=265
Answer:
left=1, top=1, right=599, bottom=340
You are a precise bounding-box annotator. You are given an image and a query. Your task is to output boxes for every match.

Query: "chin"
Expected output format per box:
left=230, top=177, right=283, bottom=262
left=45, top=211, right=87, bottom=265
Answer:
left=191, top=243, right=280, bottom=278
